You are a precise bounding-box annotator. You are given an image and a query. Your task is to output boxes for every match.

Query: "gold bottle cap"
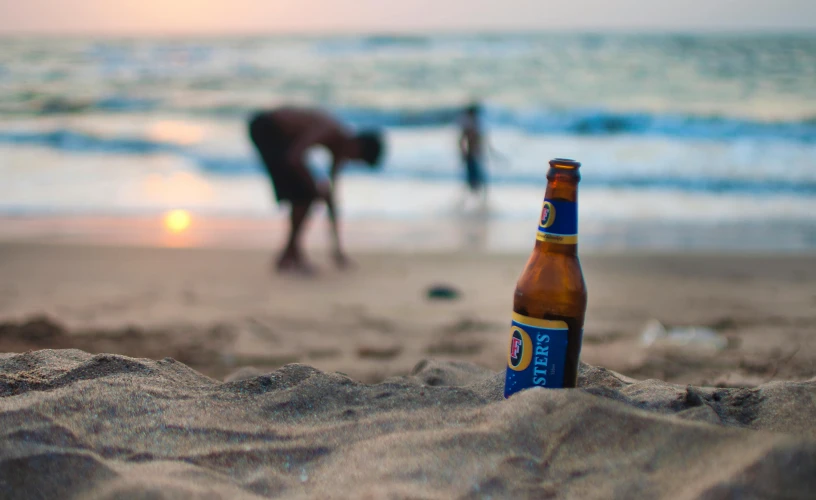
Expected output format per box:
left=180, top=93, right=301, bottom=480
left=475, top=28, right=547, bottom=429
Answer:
left=549, top=158, right=581, bottom=169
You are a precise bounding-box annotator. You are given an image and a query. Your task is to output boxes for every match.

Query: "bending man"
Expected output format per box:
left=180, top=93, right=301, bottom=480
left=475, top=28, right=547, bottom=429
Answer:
left=249, top=107, right=384, bottom=273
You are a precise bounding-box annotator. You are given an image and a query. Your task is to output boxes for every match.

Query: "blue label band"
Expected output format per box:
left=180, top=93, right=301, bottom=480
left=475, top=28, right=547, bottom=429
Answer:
left=504, top=312, right=569, bottom=397
left=536, top=199, right=577, bottom=244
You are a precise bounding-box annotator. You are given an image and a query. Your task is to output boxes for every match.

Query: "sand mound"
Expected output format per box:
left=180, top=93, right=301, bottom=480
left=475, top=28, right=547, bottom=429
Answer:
left=1, top=350, right=815, bottom=499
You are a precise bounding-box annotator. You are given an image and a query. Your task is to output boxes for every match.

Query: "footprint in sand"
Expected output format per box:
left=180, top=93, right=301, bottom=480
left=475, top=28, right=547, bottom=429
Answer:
left=356, top=345, right=403, bottom=360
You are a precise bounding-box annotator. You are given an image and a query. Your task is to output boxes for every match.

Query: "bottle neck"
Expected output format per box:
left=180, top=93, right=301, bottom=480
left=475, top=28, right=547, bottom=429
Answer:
left=534, top=169, right=579, bottom=255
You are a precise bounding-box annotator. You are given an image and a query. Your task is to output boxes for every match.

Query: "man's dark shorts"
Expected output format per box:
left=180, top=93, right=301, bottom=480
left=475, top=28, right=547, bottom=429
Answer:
left=465, top=156, right=486, bottom=191
left=248, top=112, right=317, bottom=204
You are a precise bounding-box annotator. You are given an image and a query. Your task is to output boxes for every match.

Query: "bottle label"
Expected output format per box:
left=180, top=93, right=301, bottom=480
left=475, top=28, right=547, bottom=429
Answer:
left=536, top=199, right=577, bottom=244
left=504, top=312, right=569, bottom=398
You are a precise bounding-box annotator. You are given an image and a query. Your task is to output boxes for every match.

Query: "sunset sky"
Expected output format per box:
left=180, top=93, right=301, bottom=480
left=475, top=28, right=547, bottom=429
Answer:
left=0, top=0, right=814, bottom=35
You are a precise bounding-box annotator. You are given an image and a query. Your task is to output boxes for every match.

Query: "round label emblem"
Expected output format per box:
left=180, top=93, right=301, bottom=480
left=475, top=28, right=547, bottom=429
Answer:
left=540, top=201, right=556, bottom=229
left=507, top=326, right=533, bottom=371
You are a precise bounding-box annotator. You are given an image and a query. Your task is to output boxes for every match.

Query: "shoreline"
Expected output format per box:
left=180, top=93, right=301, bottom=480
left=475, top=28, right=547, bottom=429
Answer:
left=1, top=213, right=816, bottom=254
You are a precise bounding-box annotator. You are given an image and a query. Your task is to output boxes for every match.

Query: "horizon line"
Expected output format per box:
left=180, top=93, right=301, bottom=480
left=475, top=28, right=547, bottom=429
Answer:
left=0, top=25, right=814, bottom=39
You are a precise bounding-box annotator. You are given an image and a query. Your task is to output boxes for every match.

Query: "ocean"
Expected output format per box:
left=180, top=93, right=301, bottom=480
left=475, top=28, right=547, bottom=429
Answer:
left=1, top=33, right=815, bottom=251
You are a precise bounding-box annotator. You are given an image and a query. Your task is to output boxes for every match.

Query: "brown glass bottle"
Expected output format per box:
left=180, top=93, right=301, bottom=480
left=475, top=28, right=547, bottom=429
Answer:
left=504, top=158, right=587, bottom=397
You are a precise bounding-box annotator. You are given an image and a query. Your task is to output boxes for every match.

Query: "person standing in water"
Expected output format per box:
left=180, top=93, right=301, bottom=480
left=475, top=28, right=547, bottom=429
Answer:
left=458, top=102, right=505, bottom=205
left=248, top=106, right=384, bottom=274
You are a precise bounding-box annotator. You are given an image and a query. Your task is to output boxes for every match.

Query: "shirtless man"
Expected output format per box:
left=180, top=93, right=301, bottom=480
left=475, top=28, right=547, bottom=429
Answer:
left=248, top=107, right=384, bottom=273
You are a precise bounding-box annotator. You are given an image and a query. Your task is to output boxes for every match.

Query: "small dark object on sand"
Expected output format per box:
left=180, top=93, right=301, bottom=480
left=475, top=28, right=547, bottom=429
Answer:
left=426, top=284, right=461, bottom=301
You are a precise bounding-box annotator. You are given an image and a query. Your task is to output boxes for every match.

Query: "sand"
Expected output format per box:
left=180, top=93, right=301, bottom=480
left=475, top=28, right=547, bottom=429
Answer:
left=1, top=242, right=816, bottom=498
left=1, top=351, right=815, bottom=499
left=1, top=243, right=814, bottom=386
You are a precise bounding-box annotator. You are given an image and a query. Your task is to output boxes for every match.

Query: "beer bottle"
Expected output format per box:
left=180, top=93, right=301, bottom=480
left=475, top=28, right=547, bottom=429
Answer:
left=504, top=158, right=587, bottom=397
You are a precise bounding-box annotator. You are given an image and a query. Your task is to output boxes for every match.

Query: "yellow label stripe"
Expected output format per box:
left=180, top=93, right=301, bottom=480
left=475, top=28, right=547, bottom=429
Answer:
left=536, top=232, right=578, bottom=244
left=511, top=312, right=568, bottom=329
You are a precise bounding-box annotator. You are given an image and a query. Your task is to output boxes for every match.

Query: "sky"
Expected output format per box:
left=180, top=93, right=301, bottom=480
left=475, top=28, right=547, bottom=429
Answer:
left=0, top=0, right=815, bottom=35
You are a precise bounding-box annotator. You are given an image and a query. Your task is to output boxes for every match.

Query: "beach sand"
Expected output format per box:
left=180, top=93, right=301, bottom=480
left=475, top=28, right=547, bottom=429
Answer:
left=1, top=351, right=815, bottom=499
left=1, top=242, right=815, bottom=498
left=1, top=243, right=814, bottom=386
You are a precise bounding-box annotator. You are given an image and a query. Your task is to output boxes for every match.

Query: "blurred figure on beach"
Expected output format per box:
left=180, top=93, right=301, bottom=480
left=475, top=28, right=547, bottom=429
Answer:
left=458, top=102, right=506, bottom=209
left=248, top=107, right=384, bottom=274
